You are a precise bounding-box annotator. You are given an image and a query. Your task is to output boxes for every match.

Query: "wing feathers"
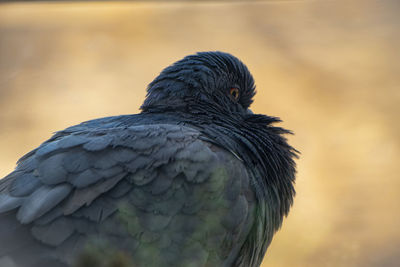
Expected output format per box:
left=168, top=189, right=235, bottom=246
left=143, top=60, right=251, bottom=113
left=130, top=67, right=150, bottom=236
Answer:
left=37, top=154, right=68, bottom=184
left=63, top=173, right=126, bottom=215
left=0, top=195, right=25, bottom=213
left=31, top=217, right=75, bottom=246
left=17, top=184, right=72, bottom=224
left=0, top=124, right=256, bottom=266
left=9, top=172, right=41, bottom=197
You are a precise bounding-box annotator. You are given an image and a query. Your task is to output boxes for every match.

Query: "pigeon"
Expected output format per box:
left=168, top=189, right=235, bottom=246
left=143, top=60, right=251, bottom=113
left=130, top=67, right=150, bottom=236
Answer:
left=0, top=51, right=297, bottom=267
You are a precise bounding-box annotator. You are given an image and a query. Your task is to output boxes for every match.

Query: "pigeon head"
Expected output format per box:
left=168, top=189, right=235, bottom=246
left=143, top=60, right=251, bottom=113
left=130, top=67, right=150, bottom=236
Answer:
left=141, top=51, right=256, bottom=114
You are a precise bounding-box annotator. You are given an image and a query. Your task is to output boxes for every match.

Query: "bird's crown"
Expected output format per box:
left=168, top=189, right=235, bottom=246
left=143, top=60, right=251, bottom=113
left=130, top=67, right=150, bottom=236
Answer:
left=141, top=51, right=256, bottom=113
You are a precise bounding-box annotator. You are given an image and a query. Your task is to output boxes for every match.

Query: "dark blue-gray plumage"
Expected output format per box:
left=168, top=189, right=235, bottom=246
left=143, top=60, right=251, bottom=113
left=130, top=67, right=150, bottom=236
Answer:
left=0, top=51, right=297, bottom=267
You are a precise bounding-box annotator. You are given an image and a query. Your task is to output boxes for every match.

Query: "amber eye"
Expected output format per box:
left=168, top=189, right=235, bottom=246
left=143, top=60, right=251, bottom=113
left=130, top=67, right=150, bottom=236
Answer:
left=229, top=88, right=240, bottom=101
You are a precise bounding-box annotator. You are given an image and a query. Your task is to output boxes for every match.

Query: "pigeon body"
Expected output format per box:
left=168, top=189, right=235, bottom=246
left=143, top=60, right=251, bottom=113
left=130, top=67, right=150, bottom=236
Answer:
left=0, top=52, right=297, bottom=267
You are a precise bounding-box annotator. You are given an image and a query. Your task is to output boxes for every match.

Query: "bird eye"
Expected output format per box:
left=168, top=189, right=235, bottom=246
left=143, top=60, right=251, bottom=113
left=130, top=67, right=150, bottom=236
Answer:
left=229, top=88, right=240, bottom=101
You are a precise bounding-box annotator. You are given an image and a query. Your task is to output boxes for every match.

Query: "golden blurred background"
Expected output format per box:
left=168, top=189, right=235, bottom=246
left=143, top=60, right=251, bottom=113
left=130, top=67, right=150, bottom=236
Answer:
left=0, top=1, right=399, bottom=266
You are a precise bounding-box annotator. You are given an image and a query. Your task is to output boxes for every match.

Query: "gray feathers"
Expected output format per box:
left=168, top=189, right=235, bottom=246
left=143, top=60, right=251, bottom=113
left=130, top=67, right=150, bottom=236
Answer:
left=64, top=173, right=126, bottom=215
left=0, top=195, right=25, bottom=213
left=9, top=173, right=41, bottom=197
left=0, top=124, right=258, bottom=266
left=37, top=154, right=68, bottom=184
left=32, top=217, right=75, bottom=246
left=0, top=51, right=297, bottom=267
left=17, top=184, right=72, bottom=224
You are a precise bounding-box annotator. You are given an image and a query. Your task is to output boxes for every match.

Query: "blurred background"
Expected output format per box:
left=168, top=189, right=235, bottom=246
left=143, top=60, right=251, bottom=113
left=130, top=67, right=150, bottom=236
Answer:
left=0, top=1, right=399, bottom=266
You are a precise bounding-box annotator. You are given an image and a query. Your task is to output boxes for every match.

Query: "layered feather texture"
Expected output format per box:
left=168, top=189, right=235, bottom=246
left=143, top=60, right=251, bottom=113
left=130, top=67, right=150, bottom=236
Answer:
left=0, top=51, right=297, bottom=267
